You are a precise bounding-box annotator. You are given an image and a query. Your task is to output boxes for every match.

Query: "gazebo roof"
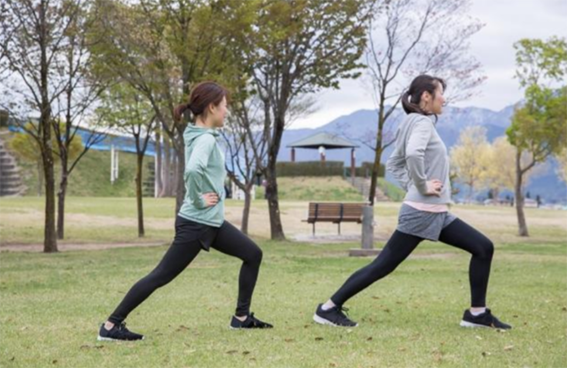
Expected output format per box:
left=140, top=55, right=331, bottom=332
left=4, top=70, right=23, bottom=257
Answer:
left=287, top=132, right=358, bottom=149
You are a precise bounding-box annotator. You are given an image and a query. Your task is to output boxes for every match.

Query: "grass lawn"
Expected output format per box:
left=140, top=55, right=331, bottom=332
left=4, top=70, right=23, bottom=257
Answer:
left=1, top=196, right=565, bottom=246
left=1, top=197, right=566, bottom=367
left=254, top=177, right=405, bottom=202
left=5, top=130, right=155, bottom=198
left=1, top=239, right=566, bottom=367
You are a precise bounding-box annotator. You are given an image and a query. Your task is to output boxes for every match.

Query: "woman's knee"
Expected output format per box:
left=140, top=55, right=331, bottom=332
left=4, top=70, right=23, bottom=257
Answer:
left=478, top=238, right=494, bottom=259
left=246, top=246, right=263, bottom=265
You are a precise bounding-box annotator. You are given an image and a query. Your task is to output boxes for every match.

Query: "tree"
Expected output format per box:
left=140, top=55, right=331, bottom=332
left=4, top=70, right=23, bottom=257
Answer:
left=10, top=125, right=46, bottom=196
left=220, top=94, right=269, bottom=235
left=508, top=37, right=567, bottom=236
left=97, top=84, right=156, bottom=237
left=10, top=121, right=83, bottom=196
left=450, top=126, right=491, bottom=200
left=484, top=136, right=538, bottom=201
left=363, top=0, right=484, bottom=204
left=90, top=0, right=256, bottom=214
left=0, top=0, right=89, bottom=252
left=509, top=93, right=566, bottom=235
left=247, top=0, right=376, bottom=240
left=51, top=0, right=108, bottom=240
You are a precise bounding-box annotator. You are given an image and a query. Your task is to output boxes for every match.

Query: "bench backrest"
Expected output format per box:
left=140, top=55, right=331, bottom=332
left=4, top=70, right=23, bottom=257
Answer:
left=307, top=202, right=367, bottom=221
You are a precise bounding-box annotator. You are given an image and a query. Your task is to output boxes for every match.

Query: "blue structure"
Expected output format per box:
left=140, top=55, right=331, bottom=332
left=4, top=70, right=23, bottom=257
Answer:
left=9, top=123, right=261, bottom=184
left=9, top=125, right=157, bottom=156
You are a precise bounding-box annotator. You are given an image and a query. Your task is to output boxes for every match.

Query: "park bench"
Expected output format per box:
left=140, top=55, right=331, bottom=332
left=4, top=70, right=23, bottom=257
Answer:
left=303, top=202, right=368, bottom=236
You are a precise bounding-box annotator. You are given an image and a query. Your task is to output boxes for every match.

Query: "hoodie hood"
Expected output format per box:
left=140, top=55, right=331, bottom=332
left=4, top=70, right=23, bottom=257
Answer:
left=183, top=124, right=219, bottom=146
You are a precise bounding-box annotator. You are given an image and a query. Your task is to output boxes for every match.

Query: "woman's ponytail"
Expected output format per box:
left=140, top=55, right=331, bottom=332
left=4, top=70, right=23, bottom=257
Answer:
left=400, top=75, right=446, bottom=118
left=173, top=103, right=190, bottom=122
left=175, top=81, right=229, bottom=123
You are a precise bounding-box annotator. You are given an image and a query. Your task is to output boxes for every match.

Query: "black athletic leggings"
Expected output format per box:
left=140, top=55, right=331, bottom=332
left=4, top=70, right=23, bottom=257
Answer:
left=108, top=216, right=263, bottom=324
left=331, top=218, right=494, bottom=307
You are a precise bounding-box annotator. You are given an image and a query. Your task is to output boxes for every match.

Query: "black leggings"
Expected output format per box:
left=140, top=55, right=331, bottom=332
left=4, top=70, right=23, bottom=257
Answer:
left=331, top=218, right=494, bottom=307
left=108, top=217, right=263, bottom=324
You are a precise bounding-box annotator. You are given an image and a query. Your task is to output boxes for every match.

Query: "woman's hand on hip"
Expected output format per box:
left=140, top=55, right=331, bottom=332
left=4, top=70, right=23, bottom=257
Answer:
left=425, top=179, right=443, bottom=197
left=202, top=192, right=219, bottom=207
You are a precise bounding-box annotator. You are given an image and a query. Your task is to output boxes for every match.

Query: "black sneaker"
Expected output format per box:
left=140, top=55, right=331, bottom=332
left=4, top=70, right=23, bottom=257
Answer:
left=97, top=322, right=145, bottom=341
left=460, top=309, right=512, bottom=330
left=230, top=313, right=273, bottom=329
left=313, top=303, right=358, bottom=327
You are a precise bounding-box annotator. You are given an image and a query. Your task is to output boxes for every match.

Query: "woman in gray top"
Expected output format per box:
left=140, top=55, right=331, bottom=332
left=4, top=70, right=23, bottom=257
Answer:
left=313, top=75, right=511, bottom=330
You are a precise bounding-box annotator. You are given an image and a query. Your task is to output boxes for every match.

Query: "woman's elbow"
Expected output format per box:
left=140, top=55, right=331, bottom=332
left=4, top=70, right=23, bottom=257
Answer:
left=405, top=151, right=423, bottom=162
left=185, top=165, right=203, bottom=176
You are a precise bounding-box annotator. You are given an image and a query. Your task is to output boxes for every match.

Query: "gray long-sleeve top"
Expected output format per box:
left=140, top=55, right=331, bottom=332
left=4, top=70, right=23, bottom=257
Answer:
left=386, top=113, right=452, bottom=204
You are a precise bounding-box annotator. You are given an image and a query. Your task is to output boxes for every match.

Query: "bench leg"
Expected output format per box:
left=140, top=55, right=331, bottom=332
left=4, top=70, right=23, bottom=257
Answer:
left=338, top=222, right=341, bottom=235
left=312, top=223, right=315, bottom=236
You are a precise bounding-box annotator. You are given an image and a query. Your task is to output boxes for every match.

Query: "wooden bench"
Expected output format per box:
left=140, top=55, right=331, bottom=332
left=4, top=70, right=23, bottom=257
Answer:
left=302, top=202, right=368, bottom=236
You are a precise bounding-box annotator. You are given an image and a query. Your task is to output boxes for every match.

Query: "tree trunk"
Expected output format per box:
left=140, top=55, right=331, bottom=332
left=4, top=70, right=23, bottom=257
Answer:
left=162, top=135, right=172, bottom=196
left=174, top=144, right=184, bottom=214
left=136, top=153, right=145, bottom=237
left=264, top=111, right=286, bottom=241
left=57, top=156, right=68, bottom=240
left=41, top=125, right=57, bottom=252
left=265, top=163, right=285, bottom=240
left=514, top=150, right=529, bottom=237
left=241, top=185, right=252, bottom=235
left=155, top=129, right=163, bottom=197
left=37, top=160, right=43, bottom=196
left=369, top=145, right=383, bottom=205
left=369, top=101, right=386, bottom=205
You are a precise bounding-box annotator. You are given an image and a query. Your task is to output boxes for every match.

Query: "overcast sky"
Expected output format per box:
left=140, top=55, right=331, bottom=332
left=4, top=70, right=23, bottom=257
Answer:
left=291, top=0, right=567, bottom=129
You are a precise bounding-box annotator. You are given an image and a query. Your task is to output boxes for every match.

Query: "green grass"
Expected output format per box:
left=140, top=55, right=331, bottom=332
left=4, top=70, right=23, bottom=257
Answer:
left=377, top=178, right=405, bottom=202
left=1, top=197, right=566, bottom=367
left=255, top=176, right=365, bottom=201
left=8, top=136, right=155, bottom=197
left=254, top=177, right=406, bottom=202
left=0, top=197, right=176, bottom=244
left=1, top=239, right=566, bottom=368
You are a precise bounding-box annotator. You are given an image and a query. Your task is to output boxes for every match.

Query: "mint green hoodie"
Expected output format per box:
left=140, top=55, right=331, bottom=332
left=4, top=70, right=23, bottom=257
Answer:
left=178, top=124, right=226, bottom=227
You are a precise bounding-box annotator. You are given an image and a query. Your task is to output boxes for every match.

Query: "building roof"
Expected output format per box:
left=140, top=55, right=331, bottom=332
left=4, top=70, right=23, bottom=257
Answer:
left=287, top=132, right=358, bottom=149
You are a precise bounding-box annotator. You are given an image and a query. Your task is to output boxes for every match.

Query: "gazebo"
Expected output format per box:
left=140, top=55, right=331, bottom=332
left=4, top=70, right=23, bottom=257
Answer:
left=287, top=132, right=358, bottom=179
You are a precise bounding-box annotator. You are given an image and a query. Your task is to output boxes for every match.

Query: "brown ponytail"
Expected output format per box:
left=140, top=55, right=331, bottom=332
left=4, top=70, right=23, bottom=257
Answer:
left=174, top=81, right=229, bottom=123
left=173, top=103, right=190, bottom=122
left=401, top=75, right=446, bottom=118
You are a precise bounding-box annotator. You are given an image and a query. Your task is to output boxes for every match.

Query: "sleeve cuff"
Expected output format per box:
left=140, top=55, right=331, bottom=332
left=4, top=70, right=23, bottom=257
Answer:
left=193, top=194, right=206, bottom=209
left=415, top=181, right=428, bottom=194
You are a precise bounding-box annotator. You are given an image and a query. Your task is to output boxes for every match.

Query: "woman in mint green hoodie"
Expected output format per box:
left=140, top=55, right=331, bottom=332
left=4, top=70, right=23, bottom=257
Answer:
left=98, top=82, right=272, bottom=342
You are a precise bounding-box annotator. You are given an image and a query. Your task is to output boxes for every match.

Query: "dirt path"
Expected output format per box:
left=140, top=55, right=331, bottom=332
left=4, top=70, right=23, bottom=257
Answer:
left=0, top=241, right=167, bottom=253
left=0, top=238, right=457, bottom=259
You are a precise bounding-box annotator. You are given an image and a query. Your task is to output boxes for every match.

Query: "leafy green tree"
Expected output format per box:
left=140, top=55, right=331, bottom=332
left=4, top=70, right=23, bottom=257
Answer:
left=10, top=122, right=84, bottom=196
left=245, top=0, right=376, bottom=240
left=507, top=37, right=567, bottom=236
left=97, top=84, right=156, bottom=237
left=90, top=0, right=256, bottom=214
